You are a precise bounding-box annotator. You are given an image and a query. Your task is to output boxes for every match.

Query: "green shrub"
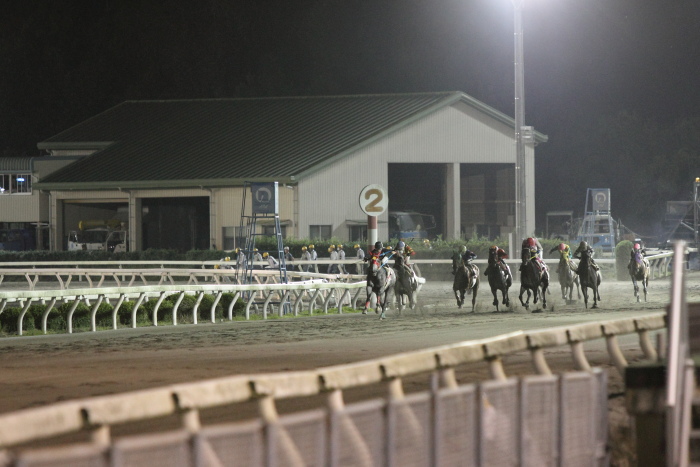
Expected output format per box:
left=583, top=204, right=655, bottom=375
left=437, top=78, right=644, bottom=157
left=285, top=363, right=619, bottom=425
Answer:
left=0, top=306, right=36, bottom=333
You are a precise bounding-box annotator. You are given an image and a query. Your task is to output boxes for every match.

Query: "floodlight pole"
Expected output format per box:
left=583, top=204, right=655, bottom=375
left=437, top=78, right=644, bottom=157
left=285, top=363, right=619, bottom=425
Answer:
left=513, top=0, right=527, bottom=246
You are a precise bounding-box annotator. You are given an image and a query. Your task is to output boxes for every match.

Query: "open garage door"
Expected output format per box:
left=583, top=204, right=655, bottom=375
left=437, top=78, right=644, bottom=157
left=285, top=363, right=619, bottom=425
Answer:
left=141, top=197, right=209, bottom=251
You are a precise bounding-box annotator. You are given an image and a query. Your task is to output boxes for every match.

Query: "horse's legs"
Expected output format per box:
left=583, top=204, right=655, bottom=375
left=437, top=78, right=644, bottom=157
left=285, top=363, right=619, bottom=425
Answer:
left=471, top=282, right=478, bottom=312
left=454, top=289, right=463, bottom=308
left=519, top=286, right=530, bottom=310
left=541, top=279, right=548, bottom=309
left=644, top=276, right=649, bottom=302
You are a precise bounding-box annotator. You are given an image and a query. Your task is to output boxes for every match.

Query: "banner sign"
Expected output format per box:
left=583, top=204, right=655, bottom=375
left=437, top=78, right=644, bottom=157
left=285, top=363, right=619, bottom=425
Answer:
left=591, top=189, right=610, bottom=211
left=251, top=182, right=279, bottom=214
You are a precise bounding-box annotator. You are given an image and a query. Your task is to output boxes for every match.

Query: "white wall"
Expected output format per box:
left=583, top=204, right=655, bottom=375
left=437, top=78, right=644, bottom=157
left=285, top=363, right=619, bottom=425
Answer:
left=297, top=102, right=533, bottom=240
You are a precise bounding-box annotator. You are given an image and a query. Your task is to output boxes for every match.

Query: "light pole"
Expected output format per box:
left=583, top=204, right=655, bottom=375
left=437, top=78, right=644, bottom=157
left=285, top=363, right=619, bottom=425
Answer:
left=513, top=0, right=527, bottom=248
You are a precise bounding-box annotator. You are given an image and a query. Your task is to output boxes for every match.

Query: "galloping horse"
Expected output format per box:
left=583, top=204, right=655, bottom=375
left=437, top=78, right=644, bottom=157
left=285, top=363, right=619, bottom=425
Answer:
left=576, top=248, right=601, bottom=308
left=518, top=249, right=549, bottom=311
left=363, top=254, right=396, bottom=319
left=628, top=250, right=649, bottom=302
left=555, top=249, right=580, bottom=302
left=484, top=247, right=511, bottom=312
left=452, top=257, right=479, bottom=311
left=393, top=253, right=417, bottom=312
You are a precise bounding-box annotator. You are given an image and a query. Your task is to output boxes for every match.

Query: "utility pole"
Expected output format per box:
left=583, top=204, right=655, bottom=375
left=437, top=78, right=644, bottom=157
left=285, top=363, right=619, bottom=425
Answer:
left=513, top=0, right=526, bottom=246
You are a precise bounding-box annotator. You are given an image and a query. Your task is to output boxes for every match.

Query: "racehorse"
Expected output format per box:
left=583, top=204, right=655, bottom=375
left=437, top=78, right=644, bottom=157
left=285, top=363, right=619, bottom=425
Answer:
left=452, top=257, right=479, bottom=311
left=484, top=247, right=511, bottom=312
left=518, top=250, right=549, bottom=311
left=363, top=254, right=396, bottom=319
left=555, top=249, right=581, bottom=302
left=576, top=248, right=601, bottom=308
left=628, top=250, right=649, bottom=302
left=393, top=253, right=417, bottom=312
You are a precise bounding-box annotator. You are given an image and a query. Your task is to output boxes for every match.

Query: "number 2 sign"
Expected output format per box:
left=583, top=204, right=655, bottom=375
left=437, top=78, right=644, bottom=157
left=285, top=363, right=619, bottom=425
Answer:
left=359, top=184, right=388, bottom=216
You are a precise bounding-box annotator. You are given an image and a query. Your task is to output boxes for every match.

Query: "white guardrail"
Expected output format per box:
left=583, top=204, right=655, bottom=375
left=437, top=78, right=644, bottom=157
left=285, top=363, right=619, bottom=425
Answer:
left=0, top=250, right=676, bottom=291
left=0, top=273, right=368, bottom=336
left=0, top=313, right=665, bottom=455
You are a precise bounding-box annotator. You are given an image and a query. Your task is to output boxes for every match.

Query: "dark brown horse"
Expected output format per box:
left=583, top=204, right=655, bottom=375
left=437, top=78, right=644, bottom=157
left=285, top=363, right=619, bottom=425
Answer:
left=393, top=253, right=417, bottom=312
left=628, top=250, right=649, bottom=302
left=452, top=257, right=479, bottom=311
left=518, top=249, right=549, bottom=311
left=484, top=247, right=511, bottom=312
left=576, top=248, right=601, bottom=308
left=363, top=254, right=396, bottom=319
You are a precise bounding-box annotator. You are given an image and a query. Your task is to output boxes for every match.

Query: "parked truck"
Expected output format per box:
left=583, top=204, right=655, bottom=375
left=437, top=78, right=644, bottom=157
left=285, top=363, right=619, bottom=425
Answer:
left=388, top=211, right=436, bottom=240
left=67, top=220, right=128, bottom=252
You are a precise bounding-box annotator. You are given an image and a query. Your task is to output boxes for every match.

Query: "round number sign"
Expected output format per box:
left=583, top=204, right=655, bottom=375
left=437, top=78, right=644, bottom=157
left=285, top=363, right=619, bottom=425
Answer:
left=359, top=184, right=388, bottom=216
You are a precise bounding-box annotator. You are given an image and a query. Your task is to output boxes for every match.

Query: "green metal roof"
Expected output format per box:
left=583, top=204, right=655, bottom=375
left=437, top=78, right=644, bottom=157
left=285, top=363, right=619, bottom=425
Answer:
left=36, top=92, right=547, bottom=190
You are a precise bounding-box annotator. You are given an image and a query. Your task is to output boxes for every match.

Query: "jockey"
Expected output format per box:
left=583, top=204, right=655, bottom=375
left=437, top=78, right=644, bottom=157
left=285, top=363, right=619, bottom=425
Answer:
left=573, top=241, right=600, bottom=270
left=549, top=242, right=572, bottom=259
left=366, top=241, right=391, bottom=263
left=486, top=245, right=512, bottom=283
left=629, top=242, right=649, bottom=268
left=520, top=237, right=547, bottom=273
left=454, top=245, right=478, bottom=276
left=394, top=240, right=417, bottom=284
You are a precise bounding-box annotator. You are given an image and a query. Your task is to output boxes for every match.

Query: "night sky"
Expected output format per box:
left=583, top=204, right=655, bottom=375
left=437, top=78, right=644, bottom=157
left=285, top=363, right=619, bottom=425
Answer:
left=2, top=0, right=699, bottom=237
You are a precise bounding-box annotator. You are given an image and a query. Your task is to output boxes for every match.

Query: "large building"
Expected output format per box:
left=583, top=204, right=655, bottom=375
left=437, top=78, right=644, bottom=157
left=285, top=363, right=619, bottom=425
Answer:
left=2, top=92, right=547, bottom=251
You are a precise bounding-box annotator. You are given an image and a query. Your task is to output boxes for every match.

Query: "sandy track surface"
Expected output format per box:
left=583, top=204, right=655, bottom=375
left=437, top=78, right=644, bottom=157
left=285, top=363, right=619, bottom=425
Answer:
left=1, top=273, right=695, bottom=411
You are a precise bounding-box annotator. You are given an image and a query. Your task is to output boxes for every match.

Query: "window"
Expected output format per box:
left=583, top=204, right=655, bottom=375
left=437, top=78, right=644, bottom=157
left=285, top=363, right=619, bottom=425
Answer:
left=0, top=173, right=32, bottom=194
left=349, top=225, right=367, bottom=243
left=309, top=225, right=332, bottom=240
left=222, top=226, right=235, bottom=250
left=262, top=224, right=287, bottom=238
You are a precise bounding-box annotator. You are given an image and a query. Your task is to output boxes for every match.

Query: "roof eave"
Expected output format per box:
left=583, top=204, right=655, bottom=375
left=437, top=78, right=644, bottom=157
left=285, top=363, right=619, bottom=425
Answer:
left=37, top=141, right=115, bottom=151
left=34, top=177, right=297, bottom=191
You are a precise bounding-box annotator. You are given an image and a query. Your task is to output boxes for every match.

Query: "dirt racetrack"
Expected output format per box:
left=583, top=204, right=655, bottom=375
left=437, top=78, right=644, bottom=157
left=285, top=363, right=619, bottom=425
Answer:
left=1, top=272, right=699, bottom=463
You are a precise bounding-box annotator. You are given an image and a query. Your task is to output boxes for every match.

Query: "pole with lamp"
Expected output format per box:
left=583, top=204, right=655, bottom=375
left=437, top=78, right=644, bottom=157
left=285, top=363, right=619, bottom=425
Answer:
left=513, top=0, right=527, bottom=252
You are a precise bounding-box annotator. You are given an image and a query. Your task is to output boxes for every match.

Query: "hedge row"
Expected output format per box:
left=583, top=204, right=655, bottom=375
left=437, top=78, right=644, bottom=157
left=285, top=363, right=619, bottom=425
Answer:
left=0, top=236, right=582, bottom=263
left=0, top=293, right=247, bottom=335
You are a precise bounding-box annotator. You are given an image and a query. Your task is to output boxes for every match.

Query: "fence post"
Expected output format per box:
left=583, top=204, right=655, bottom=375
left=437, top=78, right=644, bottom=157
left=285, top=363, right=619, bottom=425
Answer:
left=625, top=361, right=667, bottom=466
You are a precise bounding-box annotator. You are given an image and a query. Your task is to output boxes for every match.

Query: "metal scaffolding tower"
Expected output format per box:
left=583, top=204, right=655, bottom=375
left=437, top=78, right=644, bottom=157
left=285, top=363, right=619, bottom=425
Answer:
left=236, top=182, right=288, bottom=288
left=577, top=188, right=616, bottom=254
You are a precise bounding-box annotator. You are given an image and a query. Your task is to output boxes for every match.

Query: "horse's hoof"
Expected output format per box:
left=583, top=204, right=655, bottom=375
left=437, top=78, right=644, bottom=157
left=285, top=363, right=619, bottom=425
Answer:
left=362, top=310, right=368, bottom=315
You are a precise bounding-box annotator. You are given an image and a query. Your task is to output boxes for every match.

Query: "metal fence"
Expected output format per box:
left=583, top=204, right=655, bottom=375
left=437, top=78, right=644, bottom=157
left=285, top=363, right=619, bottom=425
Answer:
left=0, top=311, right=666, bottom=466
left=5, top=370, right=607, bottom=467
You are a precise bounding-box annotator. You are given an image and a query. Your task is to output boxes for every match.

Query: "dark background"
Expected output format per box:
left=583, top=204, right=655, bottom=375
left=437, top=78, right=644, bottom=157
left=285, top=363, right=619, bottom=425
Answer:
left=2, top=0, right=699, bottom=239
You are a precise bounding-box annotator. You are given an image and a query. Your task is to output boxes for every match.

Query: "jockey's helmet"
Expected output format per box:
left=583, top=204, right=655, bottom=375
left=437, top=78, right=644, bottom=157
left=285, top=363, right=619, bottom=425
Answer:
left=374, top=241, right=383, bottom=249
left=301, top=246, right=307, bottom=251
left=354, top=244, right=360, bottom=249
left=633, top=243, right=640, bottom=250
left=579, top=241, right=588, bottom=250
left=337, top=244, right=343, bottom=249
left=490, top=245, right=497, bottom=251
left=235, top=248, right=240, bottom=253
left=460, top=245, right=467, bottom=253
left=397, top=241, right=406, bottom=250
left=284, top=246, right=289, bottom=251
left=253, top=248, right=258, bottom=252
left=263, top=252, right=269, bottom=258
left=558, top=243, right=566, bottom=251
left=328, top=247, right=333, bottom=253
left=329, top=244, right=334, bottom=249
left=309, top=244, right=315, bottom=249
